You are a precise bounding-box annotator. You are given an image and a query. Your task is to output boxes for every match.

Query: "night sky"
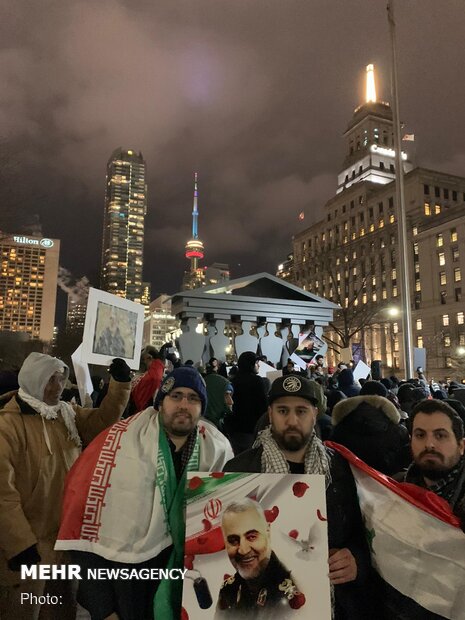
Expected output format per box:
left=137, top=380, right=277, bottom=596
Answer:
left=2, top=0, right=464, bottom=316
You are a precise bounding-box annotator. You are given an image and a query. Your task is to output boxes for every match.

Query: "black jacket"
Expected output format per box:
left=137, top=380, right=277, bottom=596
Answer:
left=230, top=372, right=268, bottom=433
left=224, top=446, right=375, bottom=619
left=332, top=395, right=410, bottom=476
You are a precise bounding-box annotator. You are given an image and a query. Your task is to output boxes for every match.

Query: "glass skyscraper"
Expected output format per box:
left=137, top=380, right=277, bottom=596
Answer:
left=101, top=148, right=147, bottom=303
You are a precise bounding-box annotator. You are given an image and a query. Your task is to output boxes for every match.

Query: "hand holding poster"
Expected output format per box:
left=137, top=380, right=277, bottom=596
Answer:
left=182, top=472, right=331, bottom=620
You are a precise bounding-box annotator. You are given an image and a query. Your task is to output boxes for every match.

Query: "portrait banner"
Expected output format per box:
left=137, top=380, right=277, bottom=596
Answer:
left=290, top=330, right=327, bottom=368
left=81, top=287, right=145, bottom=369
left=182, top=472, right=330, bottom=620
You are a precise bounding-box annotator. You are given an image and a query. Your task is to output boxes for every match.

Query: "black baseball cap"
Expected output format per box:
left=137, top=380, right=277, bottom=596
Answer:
left=269, top=375, right=320, bottom=407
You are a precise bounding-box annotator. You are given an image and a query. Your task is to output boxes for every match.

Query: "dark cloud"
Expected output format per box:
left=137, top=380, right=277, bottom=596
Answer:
left=1, top=0, right=465, bottom=307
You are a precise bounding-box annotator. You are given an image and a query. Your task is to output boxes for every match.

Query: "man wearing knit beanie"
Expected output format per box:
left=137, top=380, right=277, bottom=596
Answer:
left=56, top=366, right=233, bottom=620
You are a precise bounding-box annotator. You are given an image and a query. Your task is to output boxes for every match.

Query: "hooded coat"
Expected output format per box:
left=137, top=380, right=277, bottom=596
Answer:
left=331, top=395, right=410, bottom=475
left=0, top=353, right=130, bottom=587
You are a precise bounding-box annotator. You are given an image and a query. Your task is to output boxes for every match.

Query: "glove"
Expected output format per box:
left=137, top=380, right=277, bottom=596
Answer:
left=109, top=358, right=131, bottom=382
left=8, top=544, right=41, bottom=571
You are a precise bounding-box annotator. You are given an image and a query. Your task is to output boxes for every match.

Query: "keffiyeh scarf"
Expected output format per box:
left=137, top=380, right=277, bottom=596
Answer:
left=18, top=388, right=81, bottom=452
left=254, top=426, right=332, bottom=488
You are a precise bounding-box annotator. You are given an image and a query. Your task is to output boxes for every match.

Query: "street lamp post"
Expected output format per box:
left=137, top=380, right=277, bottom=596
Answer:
left=387, top=0, right=414, bottom=379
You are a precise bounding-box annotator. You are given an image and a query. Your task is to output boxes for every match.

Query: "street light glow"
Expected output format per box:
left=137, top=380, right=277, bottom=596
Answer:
left=388, top=307, right=400, bottom=317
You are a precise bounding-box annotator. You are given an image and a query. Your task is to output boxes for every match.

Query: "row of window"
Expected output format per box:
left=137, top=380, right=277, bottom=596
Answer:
left=442, top=313, right=465, bottom=326
left=328, top=197, right=394, bottom=222
left=424, top=184, right=465, bottom=202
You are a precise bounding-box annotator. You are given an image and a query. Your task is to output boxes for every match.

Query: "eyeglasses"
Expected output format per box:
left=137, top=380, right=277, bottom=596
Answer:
left=167, top=391, right=202, bottom=404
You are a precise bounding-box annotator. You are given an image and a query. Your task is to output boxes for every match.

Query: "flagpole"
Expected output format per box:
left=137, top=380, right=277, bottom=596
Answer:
left=387, top=0, right=414, bottom=379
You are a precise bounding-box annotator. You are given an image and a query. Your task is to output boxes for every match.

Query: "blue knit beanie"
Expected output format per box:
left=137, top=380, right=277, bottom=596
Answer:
left=154, top=367, right=207, bottom=415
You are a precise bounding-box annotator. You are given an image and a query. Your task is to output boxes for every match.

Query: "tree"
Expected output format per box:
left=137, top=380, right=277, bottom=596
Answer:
left=304, top=233, right=390, bottom=355
left=0, top=331, right=48, bottom=371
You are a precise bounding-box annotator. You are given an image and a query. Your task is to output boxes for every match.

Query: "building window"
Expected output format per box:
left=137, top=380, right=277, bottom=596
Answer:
left=438, top=252, right=445, bottom=266
left=459, top=334, right=465, bottom=346
left=440, top=271, right=447, bottom=286
left=388, top=197, right=394, bottom=208
left=451, top=228, right=458, bottom=242
left=441, top=291, right=447, bottom=304
left=424, top=184, right=430, bottom=195
left=379, top=219, right=385, bottom=228
left=455, top=288, right=462, bottom=302
left=434, top=186, right=440, bottom=198
left=417, top=335, right=424, bottom=348
left=453, top=190, right=458, bottom=201
left=393, top=286, right=398, bottom=297
left=452, top=247, right=460, bottom=262
left=445, top=357, right=453, bottom=368
left=444, top=188, right=449, bottom=200
left=416, top=318, right=422, bottom=330
left=414, top=294, right=421, bottom=309
left=455, top=268, right=462, bottom=282
left=435, top=204, right=441, bottom=215
left=443, top=314, right=450, bottom=327
left=413, top=226, right=418, bottom=236
left=415, top=281, right=421, bottom=292
left=443, top=335, right=451, bottom=348
left=378, top=202, right=384, bottom=213
left=458, top=312, right=465, bottom=325
left=436, top=234, right=444, bottom=247
left=424, top=203, right=431, bottom=216
left=389, top=214, right=395, bottom=224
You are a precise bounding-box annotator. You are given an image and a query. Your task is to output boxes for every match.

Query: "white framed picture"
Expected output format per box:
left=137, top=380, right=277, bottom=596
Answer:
left=81, top=288, right=145, bottom=369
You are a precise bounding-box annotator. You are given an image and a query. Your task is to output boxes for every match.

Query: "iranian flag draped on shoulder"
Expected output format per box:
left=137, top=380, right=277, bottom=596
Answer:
left=328, top=442, right=465, bottom=620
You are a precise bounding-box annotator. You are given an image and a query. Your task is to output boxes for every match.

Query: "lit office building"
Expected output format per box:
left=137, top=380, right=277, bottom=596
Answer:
left=101, top=148, right=147, bottom=303
left=0, top=233, right=59, bottom=341
left=289, top=65, right=465, bottom=379
left=143, top=294, right=179, bottom=349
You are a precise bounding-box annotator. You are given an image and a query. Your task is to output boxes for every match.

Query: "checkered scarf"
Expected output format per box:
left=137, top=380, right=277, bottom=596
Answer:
left=254, top=426, right=332, bottom=488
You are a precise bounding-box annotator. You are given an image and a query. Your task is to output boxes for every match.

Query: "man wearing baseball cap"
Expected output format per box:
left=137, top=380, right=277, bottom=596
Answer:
left=224, top=374, right=374, bottom=619
left=56, top=367, right=233, bottom=620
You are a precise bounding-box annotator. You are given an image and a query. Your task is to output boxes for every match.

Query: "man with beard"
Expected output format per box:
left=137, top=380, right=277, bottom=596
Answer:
left=217, top=499, right=303, bottom=616
left=398, top=399, right=465, bottom=530
left=56, top=367, right=233, bottom=620
left=223, top=375, right=374, bottom=619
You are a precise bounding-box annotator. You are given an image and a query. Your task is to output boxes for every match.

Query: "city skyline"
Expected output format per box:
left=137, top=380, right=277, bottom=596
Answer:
left=1, top=1, right=465, bottom=299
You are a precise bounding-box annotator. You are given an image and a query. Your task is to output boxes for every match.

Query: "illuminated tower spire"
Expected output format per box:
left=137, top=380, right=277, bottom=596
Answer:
left=192, top=172, right=199, bottom=239
left=366, top=63, right=377, bottom=103
left=184, top=173, right=205, bottom=286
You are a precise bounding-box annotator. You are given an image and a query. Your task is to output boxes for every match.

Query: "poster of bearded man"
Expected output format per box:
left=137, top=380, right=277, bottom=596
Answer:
left=181, top=472, right=330, bottom=620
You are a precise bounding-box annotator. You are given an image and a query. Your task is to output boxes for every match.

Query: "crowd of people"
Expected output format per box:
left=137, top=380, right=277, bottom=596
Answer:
left=0, top=346, right=464, bottom=619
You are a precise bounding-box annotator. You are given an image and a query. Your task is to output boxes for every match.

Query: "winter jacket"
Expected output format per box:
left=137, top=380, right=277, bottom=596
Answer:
left=131, top=358, right=164, bottom=411
left=331, top=395, right=410, bottom=475
left=337, top=369, right=360, bottom=398
left=230, top=373, right=268, bottom=433
left=204, top=373, right=230, bottom=428
left=0, top=378, right=130, bottom=585
left=224, top=446, right=375, bottom=619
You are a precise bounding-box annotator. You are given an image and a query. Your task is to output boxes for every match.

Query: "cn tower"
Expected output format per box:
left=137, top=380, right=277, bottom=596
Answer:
left=182, top=173, right=205, bottom=289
